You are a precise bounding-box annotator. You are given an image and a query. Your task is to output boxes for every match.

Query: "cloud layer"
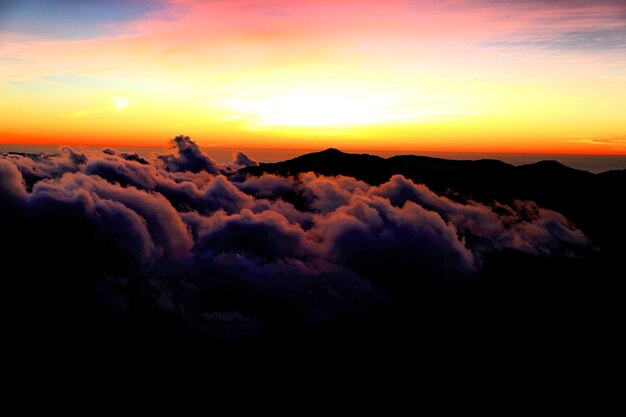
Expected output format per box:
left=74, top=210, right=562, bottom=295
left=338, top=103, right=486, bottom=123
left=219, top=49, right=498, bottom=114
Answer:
left=0, top=137, right=589, bottom=337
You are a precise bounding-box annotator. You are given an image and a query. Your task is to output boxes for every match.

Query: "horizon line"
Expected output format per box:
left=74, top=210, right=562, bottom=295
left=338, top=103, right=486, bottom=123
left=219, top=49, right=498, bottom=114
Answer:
left=1, top=142, right=626, bottom=157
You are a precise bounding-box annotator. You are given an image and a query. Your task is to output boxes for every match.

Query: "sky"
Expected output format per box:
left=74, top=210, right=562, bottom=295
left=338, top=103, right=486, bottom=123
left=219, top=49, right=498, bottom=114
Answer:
left=1, top=0, right=625, bottom=154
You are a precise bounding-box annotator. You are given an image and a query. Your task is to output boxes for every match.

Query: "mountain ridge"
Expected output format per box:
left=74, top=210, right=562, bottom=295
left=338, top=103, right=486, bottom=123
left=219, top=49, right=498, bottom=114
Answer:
left=242, top=147, right=626, bottom=262
left=245, top=147, right=623, bottom=177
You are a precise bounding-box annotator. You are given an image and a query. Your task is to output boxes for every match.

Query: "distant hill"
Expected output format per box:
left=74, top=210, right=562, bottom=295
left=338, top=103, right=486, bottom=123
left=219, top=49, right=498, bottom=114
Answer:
left=243, top=148, right=626, bottom=267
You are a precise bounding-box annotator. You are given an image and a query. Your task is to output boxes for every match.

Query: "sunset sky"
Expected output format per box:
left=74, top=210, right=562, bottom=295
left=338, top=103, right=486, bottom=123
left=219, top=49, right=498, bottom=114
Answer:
left=1, top=0, right=625, bottom=153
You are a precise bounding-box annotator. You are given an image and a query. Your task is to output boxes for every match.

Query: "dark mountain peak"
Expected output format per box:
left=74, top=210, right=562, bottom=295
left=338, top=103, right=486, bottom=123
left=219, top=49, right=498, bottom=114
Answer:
left=282, top=147, right=384, bottom=167
left=526, top=159, right=566, bottom=168
left=518, top=159, right=589, bottom=177
left=319, top=148, right=344, bottom=154
left=597, top=168, right=626, bottom=180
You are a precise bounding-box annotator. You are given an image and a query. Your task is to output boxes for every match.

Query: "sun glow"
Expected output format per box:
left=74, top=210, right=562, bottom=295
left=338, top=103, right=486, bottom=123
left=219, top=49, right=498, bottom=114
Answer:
left=113, top=96, right=132, bottom=111
left=1, top=0, right=625, bottom=153
left=212, top=87, right=439, bottom=131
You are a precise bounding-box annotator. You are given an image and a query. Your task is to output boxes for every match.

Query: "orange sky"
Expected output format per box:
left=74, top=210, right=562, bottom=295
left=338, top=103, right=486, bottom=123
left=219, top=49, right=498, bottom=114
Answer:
left=1, top=0, right=625, bottom=154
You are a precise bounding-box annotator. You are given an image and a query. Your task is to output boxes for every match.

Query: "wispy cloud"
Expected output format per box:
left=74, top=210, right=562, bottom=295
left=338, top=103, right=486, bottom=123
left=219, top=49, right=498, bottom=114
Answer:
left=60, top=96, right=134, bottom=118
left=562, top=136, right=626, bottom=151
left=477, top=0, right=626, bottom=54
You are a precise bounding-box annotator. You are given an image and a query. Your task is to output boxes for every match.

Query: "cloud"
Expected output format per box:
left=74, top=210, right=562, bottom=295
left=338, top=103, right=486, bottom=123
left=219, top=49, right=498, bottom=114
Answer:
left=194, top=208, right=313, bottom=261
left=0, top=136, right=590, bottom=338
left=0, top=158, right=28, bottom=201
left=311, top=194, right=476, bottom=281
left=4, top=146, right=86, bottom=186
left=29, top=172, right=194, bottom=260
left=157, top=135, right=220, bottom=174
left=477, top=0, right=626, bottom=53
left=561, top=136, right=626, bottom=151
left=370, top=175, right=587, bottom=257
left=120, top=152, right=150, bottom=165
left=233, top=151, right=259, bottom=168
left=232, top=173, right=296, bottom=199
left=300, top=172, right=369, bottom=214
left=85, top=155, right=160, bottom=190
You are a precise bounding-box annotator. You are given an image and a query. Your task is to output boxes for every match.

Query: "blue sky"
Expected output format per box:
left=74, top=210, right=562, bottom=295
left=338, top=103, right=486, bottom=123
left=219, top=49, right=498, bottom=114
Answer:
left=0, top=0, right=168, bottom=38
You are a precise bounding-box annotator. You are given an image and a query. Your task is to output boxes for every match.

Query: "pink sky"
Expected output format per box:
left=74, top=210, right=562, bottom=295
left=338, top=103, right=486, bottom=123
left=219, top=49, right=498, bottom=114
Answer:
left=1, top=0, right=625, bottom=153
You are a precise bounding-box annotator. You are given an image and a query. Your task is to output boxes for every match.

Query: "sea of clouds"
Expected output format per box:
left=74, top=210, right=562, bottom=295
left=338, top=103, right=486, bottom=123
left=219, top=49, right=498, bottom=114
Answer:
left=0, top=136, right=588, bottom=337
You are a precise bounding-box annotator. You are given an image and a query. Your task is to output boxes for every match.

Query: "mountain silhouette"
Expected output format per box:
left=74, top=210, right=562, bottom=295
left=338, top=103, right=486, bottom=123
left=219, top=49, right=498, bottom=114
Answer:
left=243, top=148, right=625, bottom=258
